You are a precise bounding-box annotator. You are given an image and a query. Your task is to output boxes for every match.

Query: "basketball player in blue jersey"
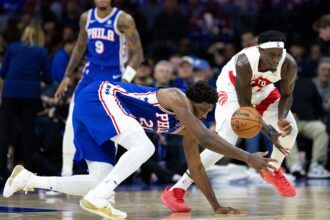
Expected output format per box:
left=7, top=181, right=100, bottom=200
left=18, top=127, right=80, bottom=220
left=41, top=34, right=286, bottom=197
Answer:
left=4, top=81, right=277, bottom=219
left=55, top=0, right=144, bottom=176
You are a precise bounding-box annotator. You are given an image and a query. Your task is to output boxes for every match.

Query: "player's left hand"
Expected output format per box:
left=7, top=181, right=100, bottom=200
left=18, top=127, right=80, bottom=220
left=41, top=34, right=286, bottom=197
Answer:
left=277, top=118, right=292, bottom=137
left=268, top=128, right=291, bottom=156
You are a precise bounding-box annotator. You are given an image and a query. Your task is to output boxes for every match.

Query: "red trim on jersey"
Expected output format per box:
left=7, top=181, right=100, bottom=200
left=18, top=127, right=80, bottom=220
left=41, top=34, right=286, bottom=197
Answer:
left=255, top=88, right=280, bottom=116
left=229, top=71, right=236, bottom=86
left=98, top=82, right=121, bottom=133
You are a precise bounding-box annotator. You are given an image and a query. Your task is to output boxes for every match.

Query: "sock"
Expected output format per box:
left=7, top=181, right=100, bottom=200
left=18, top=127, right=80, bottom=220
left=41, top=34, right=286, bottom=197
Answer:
left=92, top=126, right=155, bottom=199
left=170, top=172, right=193, bottom=191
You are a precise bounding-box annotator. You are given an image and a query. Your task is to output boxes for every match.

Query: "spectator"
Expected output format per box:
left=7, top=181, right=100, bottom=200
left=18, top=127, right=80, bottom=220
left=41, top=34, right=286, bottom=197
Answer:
left=287, top=76, right=330, bottom=178
left=173, top=56, right=194, bottom=88
left=240, top=31, right=257, bottom=48
left=153, top=60, right=174, bottom=87
left=133, top=61, right=154, bottom=86
left=313, top=14, right=330, bottom=56
left=0, top=25, right=52, bottom=182
left=51, top=33, right=76, bottom=83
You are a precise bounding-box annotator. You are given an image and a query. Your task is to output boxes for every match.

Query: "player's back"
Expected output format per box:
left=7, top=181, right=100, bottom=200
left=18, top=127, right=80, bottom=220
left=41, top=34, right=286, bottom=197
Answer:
left=85, top=7, right=127, bottom=72
left=75, top=81, right=184, bottom=134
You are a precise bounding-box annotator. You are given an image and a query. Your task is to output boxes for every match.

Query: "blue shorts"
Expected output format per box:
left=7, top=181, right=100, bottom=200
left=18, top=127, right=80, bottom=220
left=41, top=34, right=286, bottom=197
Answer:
left=72, top=63, right=122, bottom=165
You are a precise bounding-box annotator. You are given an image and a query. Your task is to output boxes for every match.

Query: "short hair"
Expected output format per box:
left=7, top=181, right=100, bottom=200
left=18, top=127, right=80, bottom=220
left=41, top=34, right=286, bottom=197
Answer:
left=154, top=60, right=173, bottom=72
left=313, top=14, right=330, bottom=31
left=258, top=30, right=286, bottom=44
left=64, top=33, right=77, bottom=45
left=319, top=56, right=330, bottom=65
left=186, top=81, right=218, bottom=104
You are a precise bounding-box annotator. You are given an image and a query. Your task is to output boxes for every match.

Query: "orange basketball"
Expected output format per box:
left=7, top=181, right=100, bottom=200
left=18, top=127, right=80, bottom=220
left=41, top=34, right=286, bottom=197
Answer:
left=231, top=107, right=262, bottom=138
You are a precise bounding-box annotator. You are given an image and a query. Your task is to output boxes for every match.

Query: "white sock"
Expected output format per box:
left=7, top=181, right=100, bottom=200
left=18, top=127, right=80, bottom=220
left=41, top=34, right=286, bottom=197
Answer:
left=170, top=172, right=193, bottom=191
left=92, top=126, right=155, bottom=199
left=61, top=100, right=75, bottom=176
left=26, top=161, right=113, bottom=196
left=170, top=149, right=224, bottom=191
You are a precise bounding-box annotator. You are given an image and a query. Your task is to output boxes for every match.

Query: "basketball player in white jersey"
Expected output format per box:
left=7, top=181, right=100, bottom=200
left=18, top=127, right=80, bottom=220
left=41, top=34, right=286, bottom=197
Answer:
left=161, top=31, right=298, bottom=212
left=55, top=0, right=143, bottom=177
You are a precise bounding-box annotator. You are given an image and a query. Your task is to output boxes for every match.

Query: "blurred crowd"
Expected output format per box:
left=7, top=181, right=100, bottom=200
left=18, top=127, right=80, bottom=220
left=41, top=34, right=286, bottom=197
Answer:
left=0, top=0, right=330, bottom=186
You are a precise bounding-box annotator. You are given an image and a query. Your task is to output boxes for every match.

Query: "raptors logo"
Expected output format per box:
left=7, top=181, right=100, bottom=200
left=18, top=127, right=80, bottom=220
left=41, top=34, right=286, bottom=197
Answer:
left=218, top=91, right=228, bottom=106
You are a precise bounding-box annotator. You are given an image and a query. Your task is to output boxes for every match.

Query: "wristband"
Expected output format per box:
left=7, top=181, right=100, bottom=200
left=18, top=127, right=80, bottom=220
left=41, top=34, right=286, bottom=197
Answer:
left=122, top=66, right=136, bottom=82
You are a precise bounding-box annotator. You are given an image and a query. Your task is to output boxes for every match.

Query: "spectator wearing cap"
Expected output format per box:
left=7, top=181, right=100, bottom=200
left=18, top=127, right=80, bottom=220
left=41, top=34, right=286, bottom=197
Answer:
left=193, top=58, right=215, bottom=87
left=173, top=56, right=193, bottom=88
left=51, top=33, right=77, bottom=83
left=153, top=60, right=174, bottom=87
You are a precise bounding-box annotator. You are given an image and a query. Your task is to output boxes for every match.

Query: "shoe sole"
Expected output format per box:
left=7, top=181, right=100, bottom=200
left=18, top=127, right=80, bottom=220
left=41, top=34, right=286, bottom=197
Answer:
left=160, top=193, right=191, bottom=212
left=3, top=165, right=24, bottom=198
left=79, top=199, right=126, bottom=219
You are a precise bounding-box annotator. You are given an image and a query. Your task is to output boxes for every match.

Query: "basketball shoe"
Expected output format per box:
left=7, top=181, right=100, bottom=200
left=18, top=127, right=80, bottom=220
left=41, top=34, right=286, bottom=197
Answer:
left=80, top=190, right=127, bottom=219
left=3, top=165, right=34, bottom=198
left=260, top=169, right=296, bottom=197
left=160, top=186, right=191, bottom=212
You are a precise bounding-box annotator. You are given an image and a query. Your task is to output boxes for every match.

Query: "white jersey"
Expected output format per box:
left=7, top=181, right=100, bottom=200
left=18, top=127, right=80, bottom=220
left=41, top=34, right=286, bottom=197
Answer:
left=217, top=46, right=286, bottom=106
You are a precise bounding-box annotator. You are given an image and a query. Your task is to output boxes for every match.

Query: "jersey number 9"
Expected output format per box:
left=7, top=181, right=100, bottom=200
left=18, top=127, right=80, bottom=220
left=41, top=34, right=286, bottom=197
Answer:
left=95, top=40, right=104, bottom=54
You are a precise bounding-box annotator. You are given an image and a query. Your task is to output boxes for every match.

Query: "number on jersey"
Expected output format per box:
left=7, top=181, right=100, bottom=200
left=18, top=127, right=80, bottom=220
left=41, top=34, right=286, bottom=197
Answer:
left=95, top=40, right=104, bottom=54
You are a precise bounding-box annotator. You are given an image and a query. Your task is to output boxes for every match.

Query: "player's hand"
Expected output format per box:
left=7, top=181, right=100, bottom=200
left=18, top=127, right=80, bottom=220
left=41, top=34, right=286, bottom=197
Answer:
left=277, top=118, right=292, bottom=136
left=215, top=206, right=247, bottom=215
left=266, top=125, right=291, bottom=156
left=246, top=151, right=277, bottom=173
left=55, top=76, right=71, bottom=102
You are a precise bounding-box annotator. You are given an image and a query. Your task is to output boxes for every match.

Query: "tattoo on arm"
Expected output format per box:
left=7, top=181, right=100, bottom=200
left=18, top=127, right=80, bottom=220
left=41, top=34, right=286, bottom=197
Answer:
left=117, top=13, right=144, bottom=69
left=65, top=12, right=88, bottom=77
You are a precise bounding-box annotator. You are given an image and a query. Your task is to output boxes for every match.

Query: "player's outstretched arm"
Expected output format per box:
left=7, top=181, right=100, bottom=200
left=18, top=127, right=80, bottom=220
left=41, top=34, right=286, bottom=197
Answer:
left=117, top=12, right=144, bottom=82
left=166, top=89, right=277, bottom=171
left=182, top=133, right=245, bottom=214
left=55, top=12, right=88, bottom=99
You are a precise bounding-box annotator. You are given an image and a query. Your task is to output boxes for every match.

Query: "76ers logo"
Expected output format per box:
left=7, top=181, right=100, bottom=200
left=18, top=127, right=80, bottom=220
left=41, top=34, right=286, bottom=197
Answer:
left=218, top=91, right=228, bottom=106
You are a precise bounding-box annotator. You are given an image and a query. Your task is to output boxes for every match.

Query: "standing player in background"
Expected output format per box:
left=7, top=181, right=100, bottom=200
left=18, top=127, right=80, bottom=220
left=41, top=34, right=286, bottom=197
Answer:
left=161, top=31, right=299, bottom=212
left=55, top=0, right=143, bottom=176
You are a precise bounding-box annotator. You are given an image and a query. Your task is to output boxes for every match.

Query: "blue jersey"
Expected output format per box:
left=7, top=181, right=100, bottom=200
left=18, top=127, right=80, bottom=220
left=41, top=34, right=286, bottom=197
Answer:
left=85, top=7, right=127, bottom=71
left=75, top=81, right=184, bottom=136
left=73, top=82, right=185, bottom=164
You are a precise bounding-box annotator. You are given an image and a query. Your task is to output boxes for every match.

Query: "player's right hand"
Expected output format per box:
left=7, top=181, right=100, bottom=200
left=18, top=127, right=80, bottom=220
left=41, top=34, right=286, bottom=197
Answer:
left=55, top=76, right=71, bottom=102
left=215, top=206, right=247, bottom=215
left=246, top=151, right=277, bottom=173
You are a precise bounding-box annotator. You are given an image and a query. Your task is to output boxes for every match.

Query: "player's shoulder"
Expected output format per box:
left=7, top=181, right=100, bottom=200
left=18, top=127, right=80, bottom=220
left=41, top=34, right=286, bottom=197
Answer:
left=283, top=52, right=298, bottom=70
left=80, top=10, right=90, bottom=22
left=117, top=11, right=135, bottom=29
left=236, top=53, right=250, bottom=68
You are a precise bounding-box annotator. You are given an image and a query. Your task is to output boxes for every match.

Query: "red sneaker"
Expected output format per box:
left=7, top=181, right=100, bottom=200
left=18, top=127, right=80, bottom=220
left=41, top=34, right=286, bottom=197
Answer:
left=160, top=186, right=191, bottom=212
left=261, top=169, right=296, bottom=197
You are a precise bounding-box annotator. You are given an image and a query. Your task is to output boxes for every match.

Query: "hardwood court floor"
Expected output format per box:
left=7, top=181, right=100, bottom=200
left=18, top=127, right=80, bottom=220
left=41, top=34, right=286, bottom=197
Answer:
left=0, top=185, right=329, bottom=220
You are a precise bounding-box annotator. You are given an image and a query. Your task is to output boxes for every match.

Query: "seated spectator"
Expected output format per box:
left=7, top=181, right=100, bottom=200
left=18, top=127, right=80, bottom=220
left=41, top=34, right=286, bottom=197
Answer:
left=51, top=33, right=76, bottom=83
left=287, top=76, right=330, bottom=178
left=133, top=61, right=154, bottom=86
left=313, top=14, right=330, bottom=56
left=173, top=56, right=194, bottom=88
left=153, top=60, right=174, bottom=87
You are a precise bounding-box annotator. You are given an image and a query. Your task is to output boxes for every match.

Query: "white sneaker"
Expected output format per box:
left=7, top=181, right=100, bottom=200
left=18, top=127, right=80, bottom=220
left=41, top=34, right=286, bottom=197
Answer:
left=80, top=191, right=127, bottom=219
left=3, top=165, right=35, bottom=198
left=307, top=163, right=330, bottom=178
left=290, top=163, right=306, bottom=177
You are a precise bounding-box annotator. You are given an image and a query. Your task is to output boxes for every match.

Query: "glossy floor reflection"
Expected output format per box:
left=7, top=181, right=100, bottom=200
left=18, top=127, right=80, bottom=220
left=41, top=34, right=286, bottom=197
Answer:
left=0, top=182, right=329, bottom=220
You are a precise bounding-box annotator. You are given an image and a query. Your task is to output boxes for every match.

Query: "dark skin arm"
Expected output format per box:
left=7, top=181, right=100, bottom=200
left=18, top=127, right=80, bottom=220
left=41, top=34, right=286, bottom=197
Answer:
left=181, top=131, right=246, bottom=214
left=157, top=89, right=276, bottom=212
left=235, top=54, right=290, bottom=155
left=55, top=12, right=88, bottom=99
left=277, top=54, right=297, bottom=135
left=117, top=12, right=144, bottom=71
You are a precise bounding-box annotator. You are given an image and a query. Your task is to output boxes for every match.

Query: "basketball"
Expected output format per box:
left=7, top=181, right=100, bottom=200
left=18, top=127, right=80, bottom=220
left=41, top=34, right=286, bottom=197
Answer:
left=231, top=107, right=262, bottom=138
